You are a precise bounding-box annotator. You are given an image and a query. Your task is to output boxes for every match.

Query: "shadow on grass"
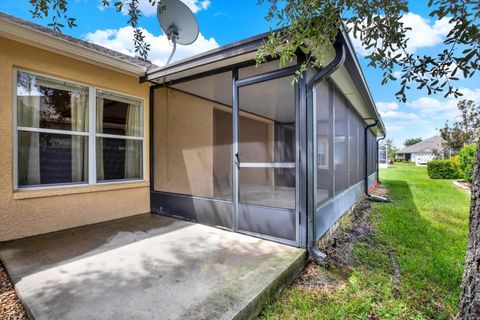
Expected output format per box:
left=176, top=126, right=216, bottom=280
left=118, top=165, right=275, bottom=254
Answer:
left=358, top=179, right=468, bottom=317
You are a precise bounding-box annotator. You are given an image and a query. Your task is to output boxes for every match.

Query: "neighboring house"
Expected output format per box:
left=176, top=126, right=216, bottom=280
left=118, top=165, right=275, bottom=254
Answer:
left=0, top=12, right=385, bottom=249
left=378, top=141, right=388, bottom=168
left=396, top=136, right=445, bottom=165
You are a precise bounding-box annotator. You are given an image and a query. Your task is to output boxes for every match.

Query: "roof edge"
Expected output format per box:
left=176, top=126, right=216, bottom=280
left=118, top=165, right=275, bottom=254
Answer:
left=141, top=31, right=270, bottom=82
left=142, top=26, right=386, bottom=137
left=338, top=30, right=386, bottom=136
left=0, top=15, right=148, bottom=77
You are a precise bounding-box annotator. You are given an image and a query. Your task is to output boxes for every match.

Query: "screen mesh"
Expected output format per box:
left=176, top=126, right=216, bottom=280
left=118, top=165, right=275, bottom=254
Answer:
left=348, top=110, right=359, bottom=186
left=315, top=81, right=333, bottom=204
left=334, top=89, right=349, bottom=193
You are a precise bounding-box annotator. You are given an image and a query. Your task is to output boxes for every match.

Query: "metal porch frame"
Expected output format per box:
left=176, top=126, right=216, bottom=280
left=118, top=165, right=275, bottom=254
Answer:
left=149, top=54, right=308, bottom=248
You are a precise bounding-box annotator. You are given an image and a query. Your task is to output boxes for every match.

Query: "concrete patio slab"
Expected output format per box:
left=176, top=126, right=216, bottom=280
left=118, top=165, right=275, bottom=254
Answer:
left=0, top=214, right=306, bottom=320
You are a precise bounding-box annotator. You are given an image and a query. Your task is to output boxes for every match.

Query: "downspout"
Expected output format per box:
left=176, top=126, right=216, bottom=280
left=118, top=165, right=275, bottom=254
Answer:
left=376, top=135, right=386, bottom=183
left=306, top=41, right=346, bottom=265
left=364, top=120, right=378, bottom=196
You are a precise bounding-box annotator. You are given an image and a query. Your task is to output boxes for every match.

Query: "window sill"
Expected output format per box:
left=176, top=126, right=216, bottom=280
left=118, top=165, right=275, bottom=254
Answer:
left=13, top=181, right=150, bottom=200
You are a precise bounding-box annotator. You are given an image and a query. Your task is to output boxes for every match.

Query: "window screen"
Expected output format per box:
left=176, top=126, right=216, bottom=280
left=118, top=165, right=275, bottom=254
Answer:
left=334, top=89, right=349, bottom=193
left=315, top=81, right=333, bottom=204
left=348, top=108, right=359, bottom=186
left=367, top=130, right=377, bottom=175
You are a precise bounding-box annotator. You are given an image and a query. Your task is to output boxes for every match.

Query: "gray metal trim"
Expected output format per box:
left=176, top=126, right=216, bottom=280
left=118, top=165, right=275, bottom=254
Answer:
left=235, top=65, right=299, bottom=87
left=234, top=64, right=300, bottom=246
left=232, top=68, right=239, bottom=232
left=142, top=33, right=269, bottom=82
left=298, top=65, right=307, bottom=248
left=237, top=203, right=296, bottom=241
left=315, top=180, right=364, bottom=239
left=331, top=82, right=336, bottom=196
left=367, top=172, right=377, bottom=189
left=239, top=162, right=295, bottom=168
left=151, top=191, right=233, bottom=229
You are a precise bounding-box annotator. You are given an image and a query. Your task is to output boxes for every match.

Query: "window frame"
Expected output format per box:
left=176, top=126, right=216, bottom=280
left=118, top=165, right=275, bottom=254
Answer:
left=13, top=68, right=146, bottom=190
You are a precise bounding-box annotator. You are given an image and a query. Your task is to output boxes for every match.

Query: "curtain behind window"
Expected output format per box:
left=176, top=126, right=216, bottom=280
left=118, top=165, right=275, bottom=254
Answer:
left=96, top=97, right=104, bottom=180
left=125, top=104, right=142, bottom=178
left=18, top=96, right=41, bottom=185
left=71, top=93, right=88, bottom=181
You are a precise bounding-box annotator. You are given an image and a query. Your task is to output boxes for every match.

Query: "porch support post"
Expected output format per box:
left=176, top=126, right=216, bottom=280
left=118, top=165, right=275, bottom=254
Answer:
left=149, top=85, right=155, bottom=195
left=297, top=53, right=308, bottom=248
left=232, top=68, right=239, bottom=232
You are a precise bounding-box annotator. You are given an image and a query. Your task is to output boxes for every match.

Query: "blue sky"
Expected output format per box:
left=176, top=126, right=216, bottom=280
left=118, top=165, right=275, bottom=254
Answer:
left=1, top=0, right=478, bottom=148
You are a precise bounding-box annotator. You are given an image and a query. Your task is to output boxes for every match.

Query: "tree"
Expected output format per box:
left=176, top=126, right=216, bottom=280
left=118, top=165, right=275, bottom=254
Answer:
left=404, top=137, right=422, bottom=147
left=440, top=100, right=480, bottom=154
left=385, top=138, right=399, bottom=160
left=23, top=0, right=480, bottom=318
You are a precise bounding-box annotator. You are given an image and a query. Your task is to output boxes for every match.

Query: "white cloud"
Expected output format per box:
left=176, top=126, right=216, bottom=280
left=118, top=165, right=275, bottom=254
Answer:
left=408, top=87, right=480, bottom=119
left=108, top=0, right=211, bottom=16
left=401, top=13, right=450, bottom=52
left=380, top=110, right=419, bottom=120
left=377, top=101, right=399, bottom=112
left=84, top=26, right=219, bottom=65
left=350, top=12, right=452, bottom=56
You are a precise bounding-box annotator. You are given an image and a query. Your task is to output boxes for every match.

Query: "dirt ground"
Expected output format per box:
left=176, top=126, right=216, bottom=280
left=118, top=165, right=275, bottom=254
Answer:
left=0, top=262, right=27, bottom=320
left=294, top=184, right=389, bottom=291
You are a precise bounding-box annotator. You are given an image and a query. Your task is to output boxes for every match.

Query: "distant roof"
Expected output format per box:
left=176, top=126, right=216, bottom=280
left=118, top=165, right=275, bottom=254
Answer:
left=0, top=12, right=156, bottom=73
left=397, top=136, right=444, bottom=154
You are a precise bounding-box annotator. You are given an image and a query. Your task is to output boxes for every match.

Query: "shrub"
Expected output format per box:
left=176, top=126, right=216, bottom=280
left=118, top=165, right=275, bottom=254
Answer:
left=450, top=155, right=463, bottom=177
left=458, top=144, right=477, bottom=182
left=427, top=159, right=461, bottom=179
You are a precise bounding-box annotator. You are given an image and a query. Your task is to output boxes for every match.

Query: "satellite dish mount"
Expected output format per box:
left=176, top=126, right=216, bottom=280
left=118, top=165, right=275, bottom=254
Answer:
left=157, top=0, right=199, bottom=65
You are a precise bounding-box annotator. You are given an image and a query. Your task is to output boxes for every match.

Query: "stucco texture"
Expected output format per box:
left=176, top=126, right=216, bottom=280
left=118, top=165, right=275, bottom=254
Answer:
left=0, top=36, right=151, bottom=241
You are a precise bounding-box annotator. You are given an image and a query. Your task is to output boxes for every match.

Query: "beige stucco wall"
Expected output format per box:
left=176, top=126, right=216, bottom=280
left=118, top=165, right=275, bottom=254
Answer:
left=0, top=36, right=151, bottom=241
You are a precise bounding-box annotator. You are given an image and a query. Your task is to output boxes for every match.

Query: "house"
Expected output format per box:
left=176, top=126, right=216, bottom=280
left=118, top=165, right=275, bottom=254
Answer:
left=378, top=140, right=388, bottom=168
left=0, top=11, right=385, bottom=253
left=396, top=136, right=445, bottom=166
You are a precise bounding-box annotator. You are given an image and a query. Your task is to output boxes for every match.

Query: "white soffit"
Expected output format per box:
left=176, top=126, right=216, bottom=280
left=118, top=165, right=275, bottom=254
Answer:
left=330, top=66, right=372, bottom=121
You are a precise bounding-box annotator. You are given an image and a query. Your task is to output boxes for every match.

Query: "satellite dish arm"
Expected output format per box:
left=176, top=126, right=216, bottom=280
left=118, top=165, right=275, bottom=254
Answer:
left=166, top=36, right=177, bottom=65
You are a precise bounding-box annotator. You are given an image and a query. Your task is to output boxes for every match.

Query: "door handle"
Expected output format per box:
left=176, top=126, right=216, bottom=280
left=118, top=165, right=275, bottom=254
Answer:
left=235, top=153, right=240, bottom=168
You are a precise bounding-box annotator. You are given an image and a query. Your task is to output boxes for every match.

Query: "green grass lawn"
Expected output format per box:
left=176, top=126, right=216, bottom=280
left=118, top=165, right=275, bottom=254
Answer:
left=260, top=164, right=471, bottom=319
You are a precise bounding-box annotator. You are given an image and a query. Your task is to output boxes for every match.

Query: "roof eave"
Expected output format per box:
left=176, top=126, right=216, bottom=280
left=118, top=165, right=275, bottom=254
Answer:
left=141, top=31, right=270, bottom=83
left=143, top=28, right=386, bottom=137
left=338, top=31, right=386, bottom=136
left=0, top=18, right=147, bottom=77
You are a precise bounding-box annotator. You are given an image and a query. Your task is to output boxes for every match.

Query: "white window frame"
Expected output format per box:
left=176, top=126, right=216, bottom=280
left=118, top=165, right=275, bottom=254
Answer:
left=13, top=68, right=146, bottom=190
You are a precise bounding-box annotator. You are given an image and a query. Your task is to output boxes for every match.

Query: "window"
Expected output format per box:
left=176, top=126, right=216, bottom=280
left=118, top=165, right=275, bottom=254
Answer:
left=96, top=90, right=143, bottom=182
left=15, top=70, right=144, bottom=188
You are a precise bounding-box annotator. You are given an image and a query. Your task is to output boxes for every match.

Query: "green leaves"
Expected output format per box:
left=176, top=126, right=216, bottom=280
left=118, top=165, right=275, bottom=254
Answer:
left=28, top=0, right=76, bottom=33
left=27, top=0, right=479, bottom=87
left=257, top=0, right=479, bottom=102
left=28, top=0, right=159, bottom=60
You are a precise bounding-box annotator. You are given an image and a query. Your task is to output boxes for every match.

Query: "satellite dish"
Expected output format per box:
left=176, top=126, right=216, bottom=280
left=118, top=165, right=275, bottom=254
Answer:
left=157, top=0, right=199, bottom=65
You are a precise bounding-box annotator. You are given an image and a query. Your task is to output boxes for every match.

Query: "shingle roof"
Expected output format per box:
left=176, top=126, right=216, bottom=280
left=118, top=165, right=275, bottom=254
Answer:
left=0, top=11, right=156, bottom=70
left=397, top=136, right=444, bottom=154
